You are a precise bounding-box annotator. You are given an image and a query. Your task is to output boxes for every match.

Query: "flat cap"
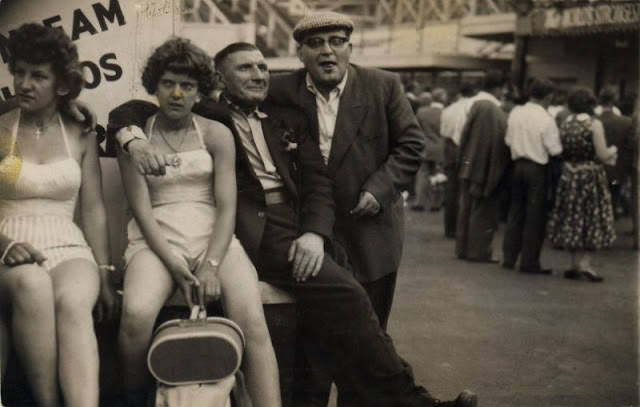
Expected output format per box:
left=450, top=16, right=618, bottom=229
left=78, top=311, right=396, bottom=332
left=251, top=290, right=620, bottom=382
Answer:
left=293, top=12, right=355, bottom=42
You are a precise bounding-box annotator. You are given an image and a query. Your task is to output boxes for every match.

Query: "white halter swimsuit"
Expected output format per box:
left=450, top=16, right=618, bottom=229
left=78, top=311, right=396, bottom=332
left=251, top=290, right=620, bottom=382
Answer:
left=123, top=114, right=241, bottom=270
left=0, top=109, right=96, bottom=270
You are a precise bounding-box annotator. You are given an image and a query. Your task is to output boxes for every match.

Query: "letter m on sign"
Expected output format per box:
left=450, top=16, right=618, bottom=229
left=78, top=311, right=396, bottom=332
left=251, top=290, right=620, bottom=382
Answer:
left=93, top=0, right=126, bottom=31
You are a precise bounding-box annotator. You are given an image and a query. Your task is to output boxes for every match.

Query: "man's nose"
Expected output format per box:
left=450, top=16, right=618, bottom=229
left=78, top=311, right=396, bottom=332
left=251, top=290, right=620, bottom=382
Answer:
left=250, top=66, right=266, bottom=79
left=171, top=85, right=183, bottom=98
left=319, top=39, right=333, bottom=53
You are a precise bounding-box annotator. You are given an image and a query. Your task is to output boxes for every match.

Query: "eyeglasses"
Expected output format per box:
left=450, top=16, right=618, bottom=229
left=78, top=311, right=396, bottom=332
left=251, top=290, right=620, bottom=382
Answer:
left=303, top=36, right=349, bottom=50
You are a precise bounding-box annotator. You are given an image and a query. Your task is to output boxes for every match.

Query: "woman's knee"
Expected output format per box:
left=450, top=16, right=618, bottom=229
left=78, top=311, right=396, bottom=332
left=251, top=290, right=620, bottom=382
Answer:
left=119, top=296, right=161, bottom=335
left=5, top=266, right=53, bottom=304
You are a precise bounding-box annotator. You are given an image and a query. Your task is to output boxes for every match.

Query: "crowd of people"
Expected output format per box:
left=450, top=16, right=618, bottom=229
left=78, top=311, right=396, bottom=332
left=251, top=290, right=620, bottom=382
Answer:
left=408, top=70, right=637, bottom=282
left=0, top=12, right=480, bottom=407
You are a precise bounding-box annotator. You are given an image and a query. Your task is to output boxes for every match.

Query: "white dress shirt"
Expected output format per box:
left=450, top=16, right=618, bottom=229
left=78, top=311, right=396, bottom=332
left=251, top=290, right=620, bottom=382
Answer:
left=305, top=71, right=349, bottom=165
left=505, top=102, right=562, bottom=165
left=440, top=96, right=471, bottom=146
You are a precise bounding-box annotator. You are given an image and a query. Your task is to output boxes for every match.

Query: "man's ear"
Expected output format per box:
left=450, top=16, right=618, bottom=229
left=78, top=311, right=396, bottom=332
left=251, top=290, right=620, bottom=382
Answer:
left=214, top=70, right=225, bottom=89
left=296, top=44, right=304, bottom=62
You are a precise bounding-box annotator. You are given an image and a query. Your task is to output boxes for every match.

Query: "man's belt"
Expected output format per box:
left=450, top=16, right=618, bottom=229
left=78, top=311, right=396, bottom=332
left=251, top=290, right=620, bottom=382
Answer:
left=264, top=188, right=289, bottom=205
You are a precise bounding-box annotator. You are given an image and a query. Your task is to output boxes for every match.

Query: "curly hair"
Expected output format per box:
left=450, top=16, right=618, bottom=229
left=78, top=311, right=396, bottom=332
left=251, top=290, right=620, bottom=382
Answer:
left=142, top=37, right=215, bottom=96
left=567, top=86, right=596, bottom=115
left=8, top=23, right=84, bottom=104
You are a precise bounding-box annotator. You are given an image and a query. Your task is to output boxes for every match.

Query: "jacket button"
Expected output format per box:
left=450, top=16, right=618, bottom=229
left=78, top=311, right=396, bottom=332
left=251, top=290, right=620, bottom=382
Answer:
left=257, top=211, right=265, bottom=218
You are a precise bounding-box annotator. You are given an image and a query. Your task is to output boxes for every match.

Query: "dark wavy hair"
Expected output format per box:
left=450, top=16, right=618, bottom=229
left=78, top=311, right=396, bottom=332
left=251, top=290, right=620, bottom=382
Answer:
left=142, top=37, right=215, bottom=96
left=8, top=23, right=84, bottom=104
left=567, top=86, right=596, bottom=115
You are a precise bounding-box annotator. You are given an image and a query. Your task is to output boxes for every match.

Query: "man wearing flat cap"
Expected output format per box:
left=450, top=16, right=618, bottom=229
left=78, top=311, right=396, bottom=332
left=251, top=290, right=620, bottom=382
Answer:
left=268, top=11, right=453, bottom=407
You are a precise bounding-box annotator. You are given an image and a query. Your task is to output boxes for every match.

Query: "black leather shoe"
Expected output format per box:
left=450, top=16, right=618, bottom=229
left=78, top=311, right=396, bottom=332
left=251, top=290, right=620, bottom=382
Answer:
left=580, top=270, right=604, bottom=282
left=520, top=267, right=552, bottom=275
left=433, top=390, right=478, bottom=407
left=563, top=269, right=581, bottom=279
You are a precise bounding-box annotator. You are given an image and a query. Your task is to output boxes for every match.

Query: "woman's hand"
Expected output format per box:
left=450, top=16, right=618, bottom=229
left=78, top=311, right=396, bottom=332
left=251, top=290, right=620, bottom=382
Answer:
left=96, top=276, right=120, bottom=323
left=166, top=254, right=200, bottom=308
left=194, top=262, right=222, bottom=306
left=1, top=242, right=47, bottom=267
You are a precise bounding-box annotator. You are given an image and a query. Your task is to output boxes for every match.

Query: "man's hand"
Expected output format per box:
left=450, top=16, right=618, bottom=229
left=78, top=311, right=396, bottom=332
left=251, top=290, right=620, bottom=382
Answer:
left=2, top=242, right=47, bottom=266
left=288, top=232, right=324, bottom=282
left=349, top=190, right=381, bottom=218
left=95, top=277, right=121, bottom=323
left=128, top=139, right=171, bottom=176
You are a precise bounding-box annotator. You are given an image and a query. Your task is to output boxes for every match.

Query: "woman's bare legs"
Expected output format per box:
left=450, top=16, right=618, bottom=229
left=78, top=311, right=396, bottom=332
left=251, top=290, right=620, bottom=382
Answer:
left=0, top=264, right=59, bottom=407
left=118, top=249, right=175, bottom=404
left=49, top=259, right=100, bottom=407
left=218, top=246, right=281, bottom=407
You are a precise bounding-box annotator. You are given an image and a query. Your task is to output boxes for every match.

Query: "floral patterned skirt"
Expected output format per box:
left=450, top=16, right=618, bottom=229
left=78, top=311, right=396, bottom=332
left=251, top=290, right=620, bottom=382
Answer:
left=547, top=162, right=616, bottom=250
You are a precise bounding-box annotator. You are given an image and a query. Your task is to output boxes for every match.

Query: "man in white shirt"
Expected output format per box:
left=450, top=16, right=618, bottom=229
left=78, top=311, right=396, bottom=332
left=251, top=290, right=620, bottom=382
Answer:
left=503, top=77, right=562, bottom=274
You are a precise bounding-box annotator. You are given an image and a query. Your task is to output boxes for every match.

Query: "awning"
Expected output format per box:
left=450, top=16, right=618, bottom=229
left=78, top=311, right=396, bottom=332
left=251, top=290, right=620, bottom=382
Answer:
left=516, top=1, right=640, bottom=36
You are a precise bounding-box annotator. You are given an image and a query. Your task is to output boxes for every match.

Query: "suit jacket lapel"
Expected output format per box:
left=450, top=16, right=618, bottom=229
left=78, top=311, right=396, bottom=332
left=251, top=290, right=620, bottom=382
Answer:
left=295, top=75, right=320, bottom=143
left=327, top=66, right=367, bottom=175
left=261, top=116, right=297, bottom=197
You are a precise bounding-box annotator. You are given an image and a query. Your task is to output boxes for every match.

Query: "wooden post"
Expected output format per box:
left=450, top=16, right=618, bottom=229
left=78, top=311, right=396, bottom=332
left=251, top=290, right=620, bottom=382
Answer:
left=511, top=34, right=528, bottom=94
left=634, top=105, right=639, bottom=250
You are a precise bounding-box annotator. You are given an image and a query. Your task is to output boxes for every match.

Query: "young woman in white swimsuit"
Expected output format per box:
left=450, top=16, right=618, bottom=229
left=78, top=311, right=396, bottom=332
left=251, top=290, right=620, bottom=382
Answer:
left=117, top=38, right=281, bottom=407
left=0, top=23, right=118, bottom=407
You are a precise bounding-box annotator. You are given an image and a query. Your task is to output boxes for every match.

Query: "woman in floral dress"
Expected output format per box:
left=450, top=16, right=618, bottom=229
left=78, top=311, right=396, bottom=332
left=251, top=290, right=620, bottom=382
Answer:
left=547, top=86, right=617, bottom=282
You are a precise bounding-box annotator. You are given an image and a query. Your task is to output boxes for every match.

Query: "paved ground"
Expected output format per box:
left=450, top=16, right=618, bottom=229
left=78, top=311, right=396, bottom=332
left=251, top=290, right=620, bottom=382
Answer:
left=375, top=208, right=638, bottom=407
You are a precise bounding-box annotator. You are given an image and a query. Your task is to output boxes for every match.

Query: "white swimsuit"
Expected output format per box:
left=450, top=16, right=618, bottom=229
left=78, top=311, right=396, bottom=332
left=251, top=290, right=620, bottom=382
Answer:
left=0, top=109, right=96, bottom=270
left=124, top=114, right=242, bottom=270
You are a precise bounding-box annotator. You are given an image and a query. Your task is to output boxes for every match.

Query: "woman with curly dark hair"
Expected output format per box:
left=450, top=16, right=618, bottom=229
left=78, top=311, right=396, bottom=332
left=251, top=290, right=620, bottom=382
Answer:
left=547, top=86, right=618, bottom=282
left=116, top=37, right=281, bottom=406
left=0, top=23, right=118, bottom=407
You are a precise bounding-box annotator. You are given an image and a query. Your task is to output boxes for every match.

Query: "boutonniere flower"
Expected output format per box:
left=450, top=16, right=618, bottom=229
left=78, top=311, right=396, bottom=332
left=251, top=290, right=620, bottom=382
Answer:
left=281, top=128, right=298, bottom=153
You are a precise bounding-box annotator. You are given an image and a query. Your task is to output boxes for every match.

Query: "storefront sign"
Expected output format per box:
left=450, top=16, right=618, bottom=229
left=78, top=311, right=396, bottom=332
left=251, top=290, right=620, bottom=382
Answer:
left=523, top=1, right=640, bottom=35
left=0, top=0, right=252, bottom=124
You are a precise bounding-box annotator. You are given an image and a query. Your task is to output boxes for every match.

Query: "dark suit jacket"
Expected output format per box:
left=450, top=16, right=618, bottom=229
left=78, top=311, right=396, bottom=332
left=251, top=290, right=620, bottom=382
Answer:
left=269, top=65, right=424, bottom=282
left=458, top=100, right=509, bottom=198
left=598, top=110, right=634, bottom=184
left=415, top=105, right=444, bottom=163
left=106, top=98, right=335, bottom=266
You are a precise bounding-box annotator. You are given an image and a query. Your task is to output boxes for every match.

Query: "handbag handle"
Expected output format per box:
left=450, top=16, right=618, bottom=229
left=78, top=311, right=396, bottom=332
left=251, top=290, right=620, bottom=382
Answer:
left=189, top=305, right=207, bottom=320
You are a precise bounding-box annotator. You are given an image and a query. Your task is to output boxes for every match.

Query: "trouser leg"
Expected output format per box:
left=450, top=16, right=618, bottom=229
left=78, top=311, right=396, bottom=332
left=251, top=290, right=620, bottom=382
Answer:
left=520, top=162, right=549, bottom=270
left=466, top=193, right=501, bottom=261
left=258, top=204, right=429, bottom=407
left=502, top=162, right=526, bottom=267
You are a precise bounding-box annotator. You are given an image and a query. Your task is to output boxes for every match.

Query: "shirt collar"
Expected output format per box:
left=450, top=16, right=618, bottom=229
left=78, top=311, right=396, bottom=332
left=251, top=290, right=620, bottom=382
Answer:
left=431, top=102, right=444, bottom=109
left=222, top=94, right=268, bottom=119
left=305, top=70, right=349, bottom=99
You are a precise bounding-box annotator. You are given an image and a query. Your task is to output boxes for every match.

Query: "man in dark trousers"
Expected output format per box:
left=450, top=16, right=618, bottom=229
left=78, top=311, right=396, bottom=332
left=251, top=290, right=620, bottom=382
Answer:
left=597, top=86, right=635, bottom=217
left=502, top=77, right=562, bottom=274
left=110, top=42, right=475, bottom=407
left=456, top=71, right=510, bottom=262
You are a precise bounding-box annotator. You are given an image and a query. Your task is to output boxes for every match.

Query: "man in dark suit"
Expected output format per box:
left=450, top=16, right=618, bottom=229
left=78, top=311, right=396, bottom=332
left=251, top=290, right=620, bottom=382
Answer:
left=110, top=42, right=475, bottom=407
left=597, top=86, right=635, bottom=217
left=268, top=13, right=425, bottom=405
left=413, top=88, right=448, bottom=211
left=269, top=11, right=424, bottom=334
